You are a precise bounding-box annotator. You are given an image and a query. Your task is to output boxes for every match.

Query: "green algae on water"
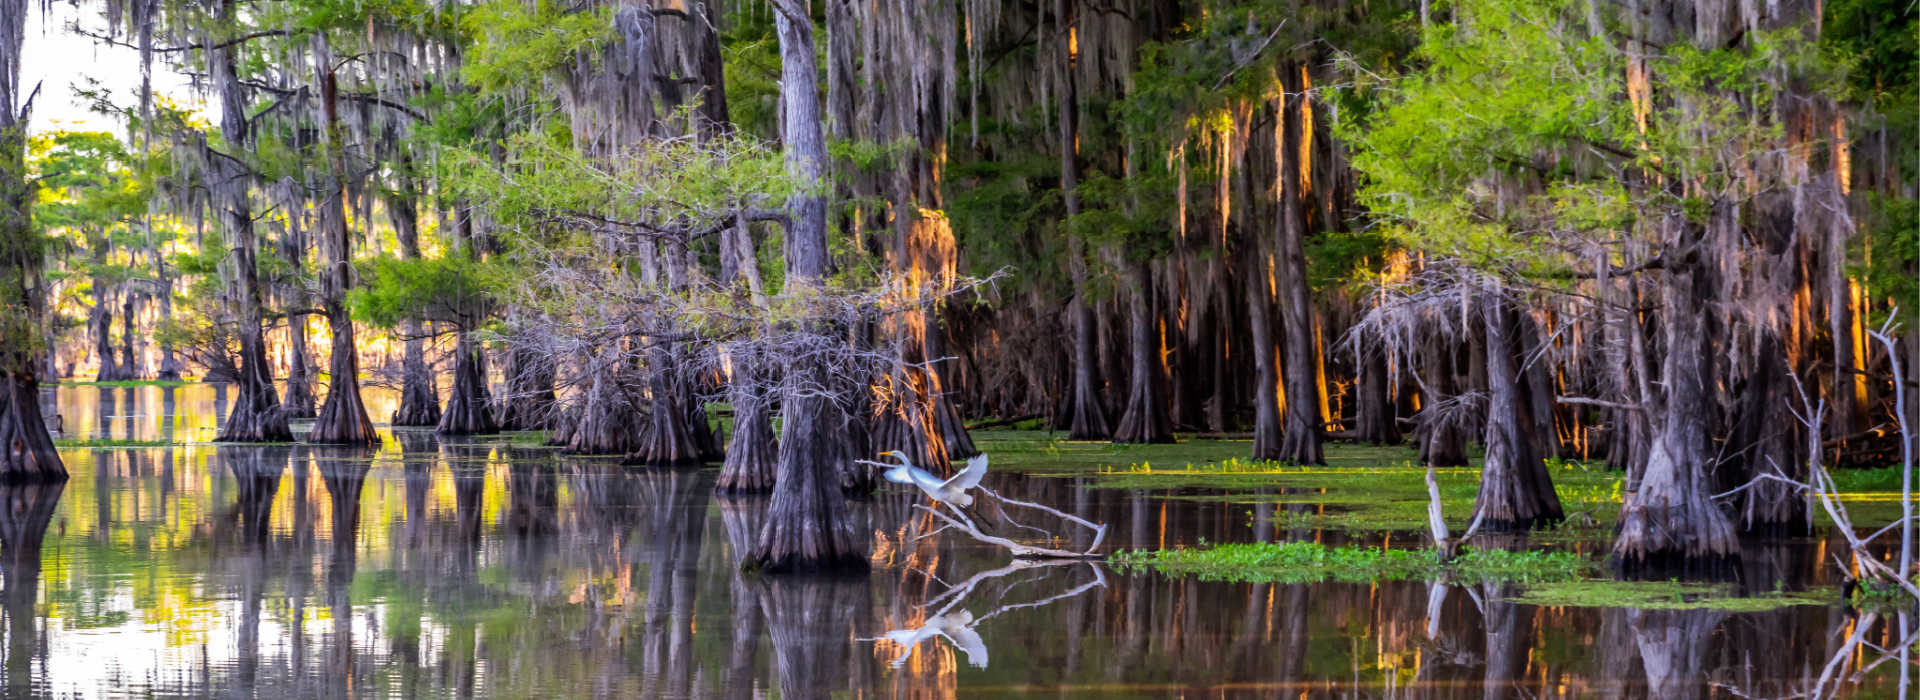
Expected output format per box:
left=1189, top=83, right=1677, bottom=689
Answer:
left=1110, top=541, right=1597, bottom=585
left=1510, top=581, right=1835, bottom=612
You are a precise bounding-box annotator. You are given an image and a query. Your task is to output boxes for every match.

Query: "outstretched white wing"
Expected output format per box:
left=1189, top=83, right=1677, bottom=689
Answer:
left=941, top=454, right=989, bottom=493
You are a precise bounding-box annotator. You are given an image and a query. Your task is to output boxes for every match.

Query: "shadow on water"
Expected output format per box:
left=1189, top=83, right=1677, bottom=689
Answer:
left=4, top=383, right=1908, bottom=697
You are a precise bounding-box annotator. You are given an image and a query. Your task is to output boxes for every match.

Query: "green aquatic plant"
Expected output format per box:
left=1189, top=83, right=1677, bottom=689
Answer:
left=1510, top=581, right=1834, bottom=612
left=1110, top=541, right=1596, bottom=585
left=53, top=438, right=180, bottom=448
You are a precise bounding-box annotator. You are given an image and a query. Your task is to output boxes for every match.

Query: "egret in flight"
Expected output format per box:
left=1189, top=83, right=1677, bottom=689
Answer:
left=873, top=450, right=989, bottom=507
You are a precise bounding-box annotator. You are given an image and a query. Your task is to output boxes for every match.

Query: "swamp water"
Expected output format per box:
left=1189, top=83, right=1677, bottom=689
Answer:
left=8, top=383, right=1907, bottom=697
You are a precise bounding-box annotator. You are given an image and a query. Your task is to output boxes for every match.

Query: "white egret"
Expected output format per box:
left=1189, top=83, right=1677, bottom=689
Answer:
left=871, top=450, right=989, bottom=507
left=879, top=610, right=988, bottom=668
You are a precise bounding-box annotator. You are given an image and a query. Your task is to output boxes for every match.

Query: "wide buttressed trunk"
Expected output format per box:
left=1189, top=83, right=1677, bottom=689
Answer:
left=716, top=362, right=777, bottom=494
left=1113, top=261, right=1174, bottom=444
left=390, top=322, right=441, bottom=427
left=628, top=351, right=703, bottom=467
left=748, top=1, right=867, bottom=574
left=1473, top=287, right=1564, bottom=531
left=306, top=42, right=377, bottom=447
left=309, top=310, right=378, bottom=445
left=437, top=333, right=497, bottom=436
left=209, top=0, right=290, bottom=445
left=748, top=387, right=869, bottom=574
left=1613, top=222, right=1740, bottom=577
left=0, top=0, right=61, bottom=481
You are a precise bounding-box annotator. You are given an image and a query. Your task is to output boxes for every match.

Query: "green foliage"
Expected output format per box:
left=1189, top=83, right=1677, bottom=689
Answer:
left=1111, top=541, right=1596, bottom=584
left=462, top=0, right=614, bottom=92
left=1349, top=0, right=1848, bottom=280
left=352, top=253, right=503, bottom=330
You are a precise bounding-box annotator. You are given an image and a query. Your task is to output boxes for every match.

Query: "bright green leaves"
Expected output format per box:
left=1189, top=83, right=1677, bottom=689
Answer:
left=351, top=253, right=502, bottom=330
left=461, top=0, right=613, bottom=93
left=1349, top=0, right=1850, bottom=279
left=445, top=128, right=797, bottom=247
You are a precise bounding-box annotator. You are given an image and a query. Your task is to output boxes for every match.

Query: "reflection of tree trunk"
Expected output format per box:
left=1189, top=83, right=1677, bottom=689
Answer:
left=634, top=469, right=710, bottom=698
left=0, top=482, right=62, bottom=697
left=1629, top=609, right=1722, bottom=700
left=226, top=445, right=285, bottom=694
left=718, top=497, right=765, bottom=699
left=752, top=577, right=865, bottom=699
left=1480, top=581, right=1534, bottom=700
left=318, top=447, right=372, bottom=694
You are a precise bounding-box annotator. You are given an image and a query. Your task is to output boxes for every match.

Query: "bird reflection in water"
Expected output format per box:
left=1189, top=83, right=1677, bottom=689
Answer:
left=870, top=559, right=1106, bottom=669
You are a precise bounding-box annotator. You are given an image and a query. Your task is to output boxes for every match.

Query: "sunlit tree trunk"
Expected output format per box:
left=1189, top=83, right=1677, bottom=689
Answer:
left=210, top=0, right=291, bottom=444
left=386, top=181, right=440, bottom=427
left=307, top=41, right=378, bottom=446
left=1274, top=70, right=1324, bottom=464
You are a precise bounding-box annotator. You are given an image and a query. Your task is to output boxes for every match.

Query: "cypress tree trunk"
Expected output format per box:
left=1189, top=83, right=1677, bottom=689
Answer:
left=1417, top=337, right=1469, bottom=467
left=1114, top=260, right=1174, bottom=444
left=306, top=41, right=377, bottom=446
left=281, top=313, right=317, bottom=419
left=629, top=348, right=702, bottom=467
left=1613, top=219, right=1740, bottom=576
left=387, top=185, right=439, bottom=427
left=748, top=0, right=867, bottom=574
left=1353, top=344, right=1402, bottom=445
left=210, top=0, right=291, bottom=444
left=716, top=351, right=777, bottom=493
left=1057, top=0, right=1109, bottom=441
left=117, top=296, right=140, bottom=379
left=436, top=333, right=497, bottom=436
left=87, top=262, right=124, bottom=381
left=1247, top=233, right=1285, bottom=460
left=1274, top=72, right=1324, bottom=465
left=1474, top=285, right=1564, bottom=531
left=497, top=347, right=555, bottom=431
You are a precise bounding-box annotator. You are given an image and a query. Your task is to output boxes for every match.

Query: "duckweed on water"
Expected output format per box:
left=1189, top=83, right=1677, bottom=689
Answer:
left=1511, top=581, right=1834, bottom=612
left=1115, top=542, right=1842, bottom=612
left=1109, top=541, right=1597, bottom=584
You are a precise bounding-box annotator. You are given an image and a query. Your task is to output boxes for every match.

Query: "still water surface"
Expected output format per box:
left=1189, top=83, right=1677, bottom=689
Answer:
left=9, top=383, right=1907, bottom=697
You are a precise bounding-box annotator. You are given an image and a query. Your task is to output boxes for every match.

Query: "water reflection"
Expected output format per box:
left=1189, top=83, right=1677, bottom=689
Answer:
left=7, top=384, right=1908, bottom=697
